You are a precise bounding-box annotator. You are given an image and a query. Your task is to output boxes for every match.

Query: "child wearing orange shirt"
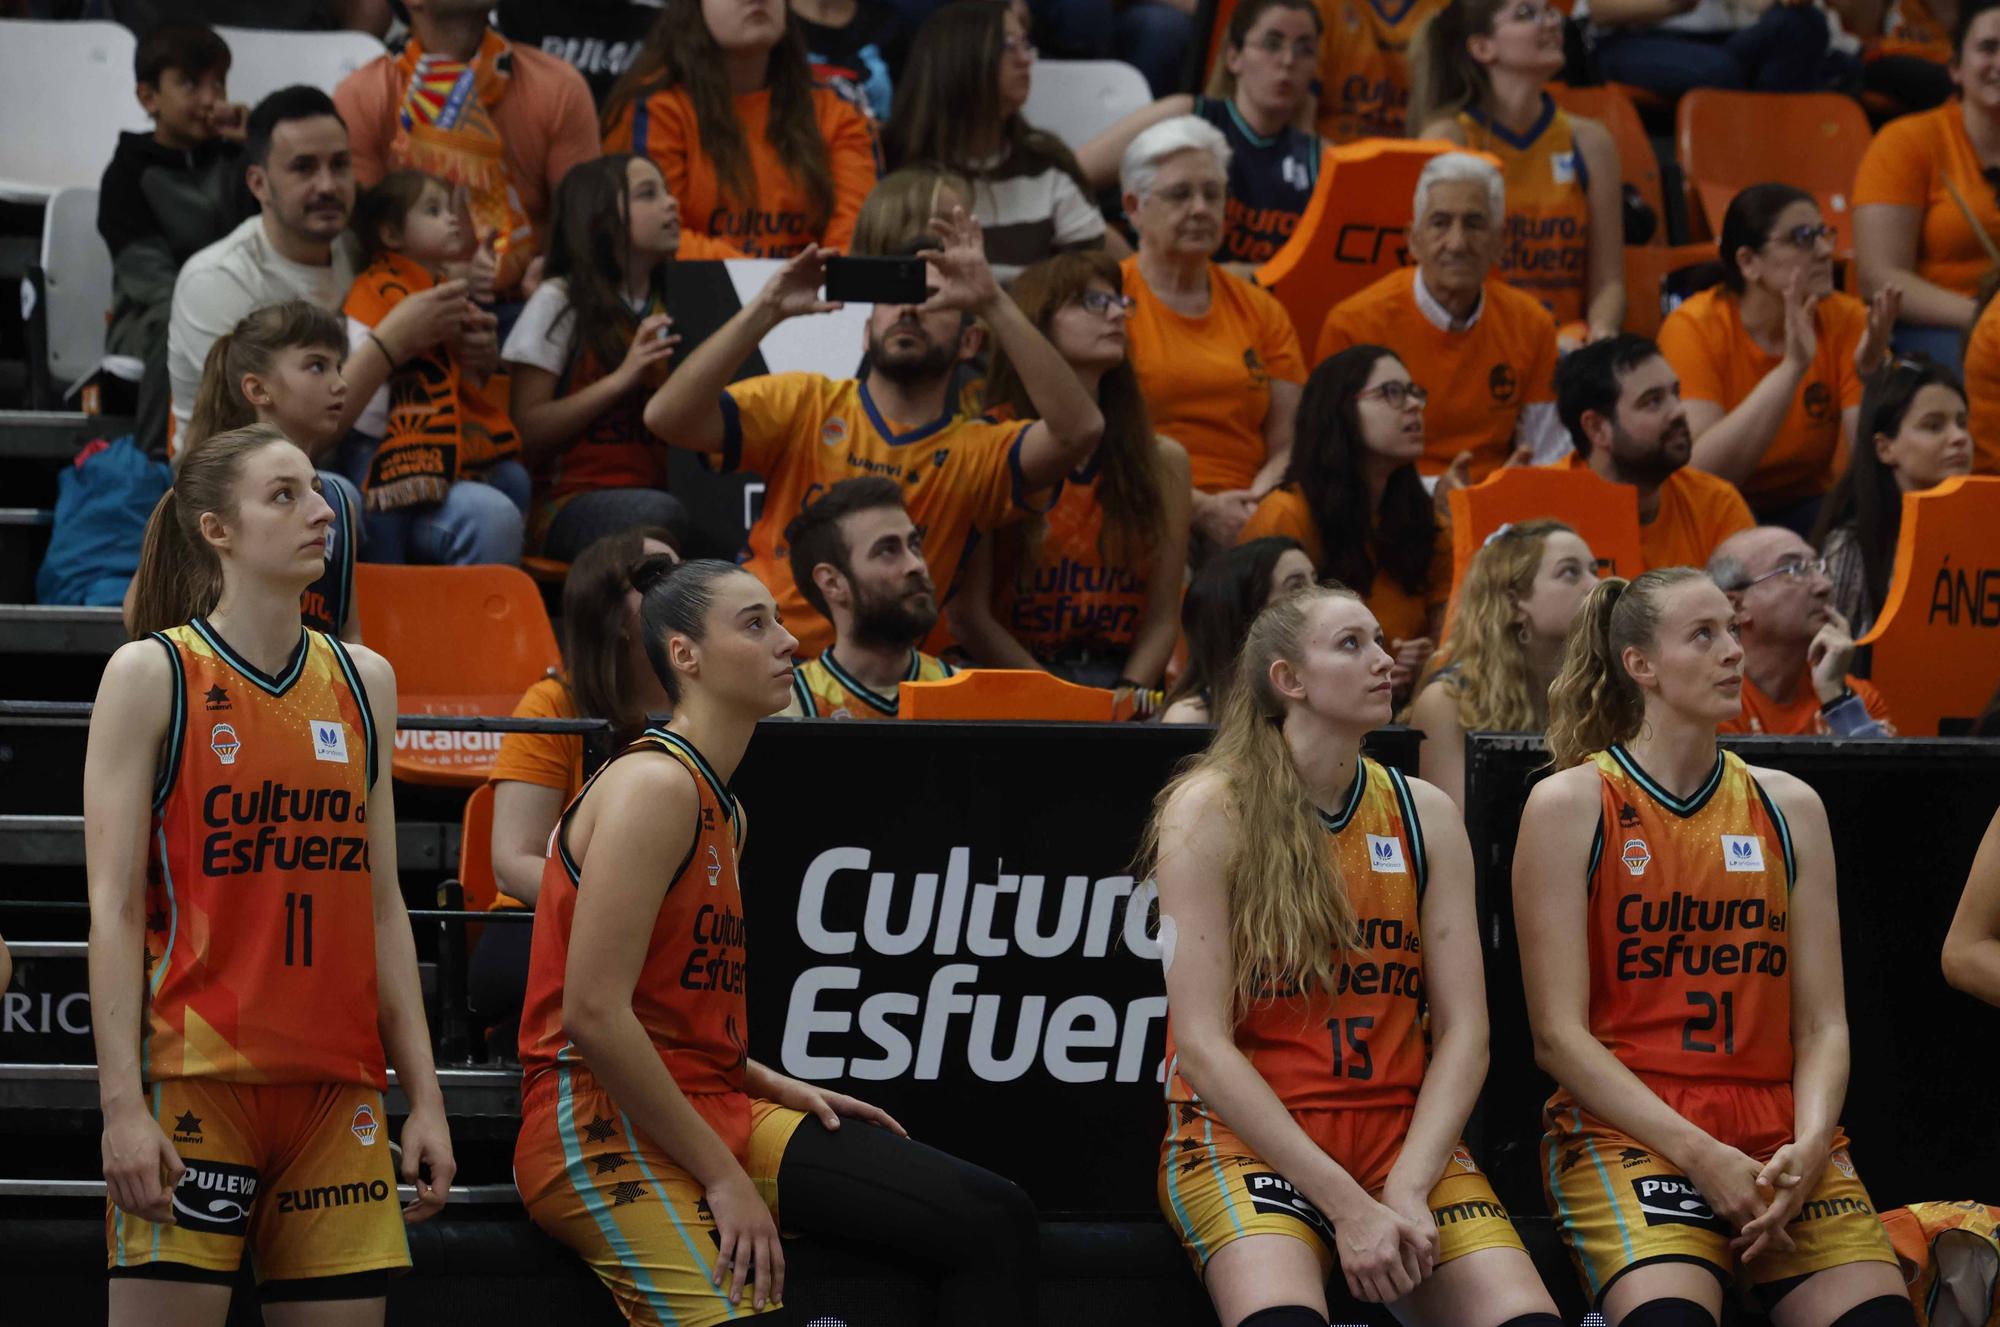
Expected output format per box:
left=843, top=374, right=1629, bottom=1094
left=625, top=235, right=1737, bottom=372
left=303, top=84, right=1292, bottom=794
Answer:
left=601, top=0, right=877, bottom=257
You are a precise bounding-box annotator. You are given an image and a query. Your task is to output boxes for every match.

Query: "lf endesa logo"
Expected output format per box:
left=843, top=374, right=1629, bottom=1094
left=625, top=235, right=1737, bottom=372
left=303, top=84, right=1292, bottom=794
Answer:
left=779, top=846, right=1167, bottom=1086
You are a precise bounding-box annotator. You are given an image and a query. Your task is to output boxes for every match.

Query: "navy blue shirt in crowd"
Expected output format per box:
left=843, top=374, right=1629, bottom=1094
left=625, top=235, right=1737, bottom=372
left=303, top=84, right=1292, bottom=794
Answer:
left=1194, top=94, right=1321, bottom=267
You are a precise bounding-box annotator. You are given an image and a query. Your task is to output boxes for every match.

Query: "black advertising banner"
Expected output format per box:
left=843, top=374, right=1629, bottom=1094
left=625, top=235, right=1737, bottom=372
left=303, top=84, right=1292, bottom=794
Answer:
left=735, top=720, right=1421, bottom=1214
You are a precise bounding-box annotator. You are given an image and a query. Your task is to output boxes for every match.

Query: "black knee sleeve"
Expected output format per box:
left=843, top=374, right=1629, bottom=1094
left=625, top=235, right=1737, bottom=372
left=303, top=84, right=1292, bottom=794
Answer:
left=1830, top=1295, right=1918, bottom=1327
left=1617, top=1298, right=1718, bottom=1327
left=1495, top=1316, right=1566, bottom=1327
left=1238, top=1307, right=1330, bottom=1327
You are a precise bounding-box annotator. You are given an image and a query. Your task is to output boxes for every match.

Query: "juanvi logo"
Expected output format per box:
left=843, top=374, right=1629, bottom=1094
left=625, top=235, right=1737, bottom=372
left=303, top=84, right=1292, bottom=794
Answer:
left=780, top=846, right=1166, bottom=1086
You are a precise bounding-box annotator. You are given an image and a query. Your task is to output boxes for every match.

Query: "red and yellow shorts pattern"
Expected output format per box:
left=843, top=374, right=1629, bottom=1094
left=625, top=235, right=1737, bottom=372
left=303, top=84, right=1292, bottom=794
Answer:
left=1542, top=1082, right=1899, bottom=1305
left=515, top=1066, right=808, bottom=1326
left=106, top=1078, right=409, bottom=1284
left=1158, top=1100, right=1524, bottom=1275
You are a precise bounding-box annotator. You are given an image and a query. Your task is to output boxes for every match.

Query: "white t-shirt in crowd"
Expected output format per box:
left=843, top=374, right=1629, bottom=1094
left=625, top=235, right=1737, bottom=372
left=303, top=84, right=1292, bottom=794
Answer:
left=167, top=214, right=361, bottom=435
left=501, top=277, right=655, bottom=378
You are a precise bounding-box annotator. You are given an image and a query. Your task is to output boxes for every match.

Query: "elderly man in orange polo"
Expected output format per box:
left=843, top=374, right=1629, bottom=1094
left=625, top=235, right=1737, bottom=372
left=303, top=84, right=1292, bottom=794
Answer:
left=1315, top=151, right=1565, bottom=487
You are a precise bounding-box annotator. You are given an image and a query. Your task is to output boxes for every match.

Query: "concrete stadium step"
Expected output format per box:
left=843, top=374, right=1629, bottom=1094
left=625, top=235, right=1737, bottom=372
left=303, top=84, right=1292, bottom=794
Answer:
left=0, top=814, right=460, bottom=872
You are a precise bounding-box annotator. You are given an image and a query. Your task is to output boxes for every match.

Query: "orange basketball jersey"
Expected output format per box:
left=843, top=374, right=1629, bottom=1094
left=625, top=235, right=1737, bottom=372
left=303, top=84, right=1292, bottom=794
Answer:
left=518, top=728, right=753, bottom=1145
left=1456, top=97, right=1593, bottom=327
left=1582, top=745, right=1796, bottom=1086
left=1165, top=758, right=1430, bottom=1114
left=992, top=458, right=1153, bottom=661
left=144, top=620, right=383, bottom=1087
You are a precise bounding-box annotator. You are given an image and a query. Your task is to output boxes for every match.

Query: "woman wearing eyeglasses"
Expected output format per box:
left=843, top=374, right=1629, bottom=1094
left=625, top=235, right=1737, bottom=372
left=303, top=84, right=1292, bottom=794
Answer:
left=1238, top=345, right=1452, bottom=705
left=950, top=252, right=1192, bottom=691
left=1076, top=0, right=1325, bottom=274
left=1657, top=184, right=1899, bottom=536
left=1410, top=0, right=1625, bottom=349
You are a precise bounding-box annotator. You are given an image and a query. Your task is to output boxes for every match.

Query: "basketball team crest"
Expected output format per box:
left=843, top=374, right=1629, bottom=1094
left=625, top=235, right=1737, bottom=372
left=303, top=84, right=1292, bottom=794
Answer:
left=706, top=845, right=722, bottom=888
left=821, top=417, right=848, bottom=447
left=1450, top=1144, right=1477, bottom=1172
left=210, top=723, right=240, bottom=765
left=1621, top=838, right=1651, bottom=877
left=351, top=1103, right=380, bottom=1147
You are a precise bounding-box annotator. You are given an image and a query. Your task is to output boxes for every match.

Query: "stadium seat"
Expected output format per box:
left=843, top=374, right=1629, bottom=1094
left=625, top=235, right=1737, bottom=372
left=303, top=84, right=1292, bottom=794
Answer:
left=1676, top=90, right=1873, bottom=252
left=1855, top=474, right=2000, bottom=735
left=457, top=780, right=499, bottom=950
left=213, top=25, right=387, bottom=105
left=354, top=563, right=562, bottom=786
left=1021, top=59, right=1153, bottom=155
left=26, top=188, right=114, bottom=403
left=898, top=668, right=1116, bottom=720
left=1258, top=138, right=1475, bottom=353
left=1444, top=465, right=1645, bottom=619
left=0, top=21, right=149, bottom=202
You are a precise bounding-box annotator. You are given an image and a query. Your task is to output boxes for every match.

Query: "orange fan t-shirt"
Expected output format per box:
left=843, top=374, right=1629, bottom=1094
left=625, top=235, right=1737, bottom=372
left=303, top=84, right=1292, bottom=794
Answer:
left=1122, top=256, right=1306, bottom=494
left=1657, top=286, right=1865, bottom=510
left=992, top=456, right=1157, bottom=660
left=518, top=727, right=755, bottom=1151
left=1456, top=96, right=1593, bottom=327
left=144, top=620, right=385, bottom=1088
left=1953, top=297, right=2000, bottom=474
left=487, top=674, right=585, bottom=911
left=1556, top=454, right=1755, bottom=571
left=1852, top=101, right=2000, bottom=302
left=1316, top=268, right=1558, bottom=481
left=605, top=83, right=877, bottom=258
left=715, top=373, right=1041, bottom=658
left=1719, top=667, right=1893, bottom=736
left=1581, top=746, right=1795, bottom=1086
left=1313, top=0, right=1448, bottom=143
left=1163, top=758, right=1431, bottom=1112
left=1238, top=486, right=1450, bottom=643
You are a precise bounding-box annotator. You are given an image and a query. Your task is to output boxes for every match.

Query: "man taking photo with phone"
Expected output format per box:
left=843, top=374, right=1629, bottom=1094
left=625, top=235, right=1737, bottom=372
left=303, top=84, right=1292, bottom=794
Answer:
left=643, top=209, right=1105, bottom=656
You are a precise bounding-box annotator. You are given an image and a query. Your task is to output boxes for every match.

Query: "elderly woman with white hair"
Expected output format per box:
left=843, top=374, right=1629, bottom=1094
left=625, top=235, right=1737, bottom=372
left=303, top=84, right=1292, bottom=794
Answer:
left=1119, top=115, right=1307, bottom=548
left=1317, top=150, right=1566, bottom=485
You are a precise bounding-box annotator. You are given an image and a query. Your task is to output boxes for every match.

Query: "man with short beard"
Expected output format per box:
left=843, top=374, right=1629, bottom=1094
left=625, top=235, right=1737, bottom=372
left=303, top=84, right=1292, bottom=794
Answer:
left=645, top=208, right=1105, bottom=657
left=1556, top=332, right=1755, bottom=571
left=779, top=477, right=958, bottom=718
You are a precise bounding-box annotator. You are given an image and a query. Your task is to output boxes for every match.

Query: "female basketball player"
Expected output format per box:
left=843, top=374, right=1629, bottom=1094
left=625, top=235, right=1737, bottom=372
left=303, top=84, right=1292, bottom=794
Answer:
left=86, top=423, right=454, bottom=1325
left=1941, top=808, right=2000, bottom=1006
left=1142, top=582, right=1562, bottom=1327
left=513, top=558, right=1037, bottom=1326
left=1516, top=568, right=1913, bottom=1327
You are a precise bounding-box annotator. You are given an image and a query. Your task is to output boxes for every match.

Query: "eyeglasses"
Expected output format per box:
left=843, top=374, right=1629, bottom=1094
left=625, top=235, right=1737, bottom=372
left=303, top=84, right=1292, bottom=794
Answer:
left=1771, top=223, right=1836, bottom=252
left=1501, top=2, right=1563, bottom=24
left=1001, top=33, right=1036, bottom=56
left=1357, top=380, right=1428, bottom=409
left=1742, top=555, right=1827, bottom=588
left=1076, top=289, right=1137, bottom=317
left=1249, top=32, right=1320, bottom=61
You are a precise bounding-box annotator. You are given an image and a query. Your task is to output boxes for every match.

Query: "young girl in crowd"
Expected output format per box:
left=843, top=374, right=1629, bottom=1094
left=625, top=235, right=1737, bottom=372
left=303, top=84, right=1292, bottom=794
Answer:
left=1160, top=534, right=1313, bottom=723
left=886, top=0, right=1116, bottom=278
left=470, top=526, right=680, bottom=1057
left=1143, top=583, right=1564, bottom=1327
left=1405, top=519, right=1599, bottom=810
left=344, top=170, right=530, bottom=566
left=1240, top=346, right=1452, bottom=703
left=161, top=300, right=362, bottom=640
left=1079, top=0, right=1325, bottom=271
left=951, top=252, right=1191, bottom=690
left=93, top=424, right=453, bottom=1326
left=503, top=155, right=692, bottom=561
left=1411, top=0, right=1625, bottom=346
left=602, top=0, right=877, bottom=258
left=1517, top=568, right=1914, bottom=1327
left=1812, top=357, right=1972, bottom=636
left=514, top=559, right=1038, bottom=1326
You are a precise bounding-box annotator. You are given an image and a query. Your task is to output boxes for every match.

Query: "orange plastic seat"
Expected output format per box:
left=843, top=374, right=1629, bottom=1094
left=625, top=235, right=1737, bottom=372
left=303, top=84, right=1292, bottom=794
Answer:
left=1855, top=475, right=2000, bottom=735
left=1257, top=137, right=1485, bottom=354
left=897, top=669, right=1116, bottom=721
left=456, top=781, right=500, bottom=952
left=1444, top=466, right=1645, bottom=624
left=354, top=563, right=562, bottom=785
left=1676, top=90, right=1873, bottom=251
left=1550, top=82, right=1666, bottom=232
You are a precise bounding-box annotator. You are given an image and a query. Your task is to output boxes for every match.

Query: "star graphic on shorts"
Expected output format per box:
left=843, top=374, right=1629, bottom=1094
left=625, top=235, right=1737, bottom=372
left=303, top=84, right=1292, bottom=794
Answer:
left=594, top=1153, right=628, bottom=1175
left=582, top=1115, right=618, bottom=1143
left=173, top=1111, right=202, bottom=1134
left=146, top=910, right=167, bottom=934
left=609, top=1181, right=646, bottom=1207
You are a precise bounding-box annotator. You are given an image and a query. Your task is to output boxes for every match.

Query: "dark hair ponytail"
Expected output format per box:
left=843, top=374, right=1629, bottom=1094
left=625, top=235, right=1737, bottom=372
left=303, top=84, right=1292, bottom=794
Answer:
left=638, top=559, right=749, bottom=705
left=1718, top=183, right=1815, bottom=294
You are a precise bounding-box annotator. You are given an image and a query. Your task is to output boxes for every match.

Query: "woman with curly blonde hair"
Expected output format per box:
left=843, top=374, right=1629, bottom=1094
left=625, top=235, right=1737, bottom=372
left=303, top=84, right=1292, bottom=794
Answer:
left=1404, top=519, right=1598, bottom=809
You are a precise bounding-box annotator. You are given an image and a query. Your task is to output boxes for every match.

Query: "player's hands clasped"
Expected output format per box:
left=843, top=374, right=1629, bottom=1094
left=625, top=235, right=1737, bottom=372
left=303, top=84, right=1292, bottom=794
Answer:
left=1329, top=1190, right=1437, bottom=1303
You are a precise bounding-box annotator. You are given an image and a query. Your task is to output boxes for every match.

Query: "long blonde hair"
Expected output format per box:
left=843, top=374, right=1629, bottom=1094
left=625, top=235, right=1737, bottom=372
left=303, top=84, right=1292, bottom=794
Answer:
left=128, top=423, right=295, bottom=639
left=1138, top=583, right=1364, bottom=1018
left=1545, top=567, right=1708, bottom=768
left=1413, top=519, right=1575, bottom=732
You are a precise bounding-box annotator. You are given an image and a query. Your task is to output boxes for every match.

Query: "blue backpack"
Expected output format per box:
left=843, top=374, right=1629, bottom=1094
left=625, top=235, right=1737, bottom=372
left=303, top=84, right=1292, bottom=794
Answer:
left=35, top=435, right=171, bottom=607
